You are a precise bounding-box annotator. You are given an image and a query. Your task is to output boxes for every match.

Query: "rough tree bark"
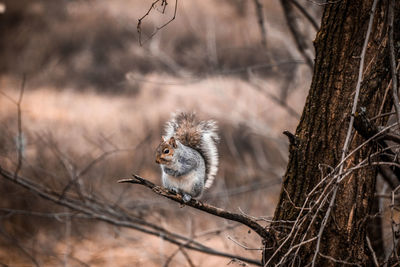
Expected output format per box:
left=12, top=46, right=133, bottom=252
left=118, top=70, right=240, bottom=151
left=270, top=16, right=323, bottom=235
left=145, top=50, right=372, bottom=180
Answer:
left=264, top=1, right=399, bottom=266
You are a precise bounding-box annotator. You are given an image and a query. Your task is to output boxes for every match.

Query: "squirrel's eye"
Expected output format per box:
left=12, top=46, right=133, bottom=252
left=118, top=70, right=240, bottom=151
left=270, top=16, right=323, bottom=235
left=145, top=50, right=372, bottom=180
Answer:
left=163, top=149, right=169, bottom=154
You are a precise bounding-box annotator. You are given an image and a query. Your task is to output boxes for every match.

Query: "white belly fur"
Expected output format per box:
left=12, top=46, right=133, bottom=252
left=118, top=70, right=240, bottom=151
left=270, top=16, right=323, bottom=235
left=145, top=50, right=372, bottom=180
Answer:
left=163, top=171, right=199, bottom=193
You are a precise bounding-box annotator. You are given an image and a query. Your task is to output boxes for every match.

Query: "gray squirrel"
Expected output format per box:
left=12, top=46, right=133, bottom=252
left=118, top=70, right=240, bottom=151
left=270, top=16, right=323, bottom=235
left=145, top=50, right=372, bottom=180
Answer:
left=155, top=112, right=219, bottom=202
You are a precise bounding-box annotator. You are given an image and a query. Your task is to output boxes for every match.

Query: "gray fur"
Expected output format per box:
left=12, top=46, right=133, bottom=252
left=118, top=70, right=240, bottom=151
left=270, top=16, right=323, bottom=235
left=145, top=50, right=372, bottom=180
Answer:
left=164, top=112, right=219, bottom=189
left=160, top=140, right=206, bottom=199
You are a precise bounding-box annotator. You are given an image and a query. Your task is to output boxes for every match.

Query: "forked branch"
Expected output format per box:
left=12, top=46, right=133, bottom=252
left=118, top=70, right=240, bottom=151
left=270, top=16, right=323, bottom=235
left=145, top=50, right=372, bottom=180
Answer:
left=137, top=0, right=178, bottom=46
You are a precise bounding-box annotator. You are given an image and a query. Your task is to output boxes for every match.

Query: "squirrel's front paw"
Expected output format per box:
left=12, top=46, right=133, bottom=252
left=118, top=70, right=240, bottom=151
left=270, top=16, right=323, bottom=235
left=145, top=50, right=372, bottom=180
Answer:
left=182, top=193, right=192, bottom=203
left=169, top=188, right=179, bottom=195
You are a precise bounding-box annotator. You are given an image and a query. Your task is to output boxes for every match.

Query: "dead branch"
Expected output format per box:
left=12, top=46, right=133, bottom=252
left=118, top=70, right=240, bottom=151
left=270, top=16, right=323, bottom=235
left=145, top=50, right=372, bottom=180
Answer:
left=137, top=0, right=178, bottom=46
left=0, top=223, right=40, bottom=267
left=318, top=252, right=361, bottom=266
left=118, top=174, right=273, bottom=241
left=353, top=109, right=400, bottom=187
left=280, top=0, right=314, bottom=70
left=0, top=166, right=262, bottom=266
left=380, top=133, right=400, bottom=144
left=163, top=224, right=239, bottom=267
left=287, top=0, right=319, bottom=31
left=379, top=63, right=400, bottom=115
left=227, top=235, right=263, bottom=251
left=366, top=236, right=379, bottom=267
left=307, top=0, right=342, bottom=5
left=248, top=71, right=301, bottom=119
left=14, top=74, right=26, bottom=179
left=179, top=248, right=195, bottom=267
left=388, top=0, right=400, bottom=128
left=388, top=185, right=400, bottom=263
left=253, top=0, right=267, bottom=47
left=378, top=165, right=399, bottom=189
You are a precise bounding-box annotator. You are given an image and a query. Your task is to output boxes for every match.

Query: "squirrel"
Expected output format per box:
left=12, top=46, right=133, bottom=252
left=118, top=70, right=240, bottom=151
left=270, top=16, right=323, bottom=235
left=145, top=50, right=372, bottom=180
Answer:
left=155, top=112, right=219, bottom=202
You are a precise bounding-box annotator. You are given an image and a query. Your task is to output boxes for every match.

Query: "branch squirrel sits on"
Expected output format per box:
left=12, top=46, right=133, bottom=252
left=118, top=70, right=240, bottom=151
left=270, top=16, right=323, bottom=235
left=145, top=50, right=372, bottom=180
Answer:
left=155, top=112, right=219, bottom=202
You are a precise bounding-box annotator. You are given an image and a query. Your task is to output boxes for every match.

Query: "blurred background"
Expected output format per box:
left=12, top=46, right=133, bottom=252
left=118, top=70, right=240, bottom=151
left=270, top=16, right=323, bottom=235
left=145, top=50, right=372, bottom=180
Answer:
left=0, top=0, right=321, bottom=266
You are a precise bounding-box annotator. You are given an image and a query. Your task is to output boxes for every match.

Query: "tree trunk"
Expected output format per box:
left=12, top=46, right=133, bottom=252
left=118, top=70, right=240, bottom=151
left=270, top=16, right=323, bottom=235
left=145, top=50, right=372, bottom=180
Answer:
left=264, top=1, right=399, bottom=266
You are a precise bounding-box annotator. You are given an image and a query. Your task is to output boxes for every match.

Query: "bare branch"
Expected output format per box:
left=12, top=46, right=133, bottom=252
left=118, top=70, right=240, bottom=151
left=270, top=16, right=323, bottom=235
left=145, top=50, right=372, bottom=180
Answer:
left=280, top=0, right=314, bottom=70
left=227, top=235, right=263, bottom=251
left=353, top=109, right=400, bottom=187
left=14, top=74, right=26, bottom=179
left=287, top=0, right=319, bottom=31
left=253, top=0, right=267, bottom=47
left=137, top=0, right=161, bottom=36
left=380, top=133, right=400, bottom=144
left=306, top=0, right=342, bottom=6
left=378, top=165, right=399, bottom=189
left=0, top=223, right=39, bottom=267
left=249, top=72, right=301, bottom=119
left=179, top=248, right=195, bottom=267
left=163, top=224, right=239, bottom=267
left=0, top=166, right=262, bottom=266
left=366, top=236, right=379, bottom=267
left=318, top=252, right=361, bottom=266
left=379, top=63, right=400, bottom=115
left=137, top=0, right=178, bottom=46
left=388, top=0, right=400, bottom=129
left=118, top=174, right=273, bottom=241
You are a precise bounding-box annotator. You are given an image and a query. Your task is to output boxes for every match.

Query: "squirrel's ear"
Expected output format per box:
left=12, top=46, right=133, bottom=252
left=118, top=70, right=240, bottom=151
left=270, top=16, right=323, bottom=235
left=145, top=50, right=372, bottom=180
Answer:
left=169, top=137, right=177, bottom=148
left=162, top=136, right=166, bottom=142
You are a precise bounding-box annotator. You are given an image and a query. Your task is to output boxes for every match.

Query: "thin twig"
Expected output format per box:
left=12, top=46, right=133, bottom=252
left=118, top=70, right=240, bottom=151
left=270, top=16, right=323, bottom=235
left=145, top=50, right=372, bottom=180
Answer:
left=138, top=0, right=178, bottom=46
left=388, top=0, right=400, bottom=129
left=318, top=252, right=361, bottom=266
left=253, top=0, right=267, bottom=47
left=0, top=223, right=40, bottom=267
left=306, top=0, right=342, bottom=5
left=249, top=71, right=301, bottom=119
left=366, top=236, right=379, bottom=267
left=380, top=133, right=400, bottom=144
left=180, top=248, right=195, bottom=267
left=227, top=235, right=263, bottom=251
left=379, top=63, right=400, bottom=116
left=137, top=0, right=161, bottom=43
left=163, top=224, right=239, bottom=267
left=59, top=147, right=135, bottom=201
left=14, top=74, right=26, bottom=179
left=388, top=185, right=400, bottom=263
left=280, top=0, right=314, bottom=70
left=287, top=0, right=319, bottom=31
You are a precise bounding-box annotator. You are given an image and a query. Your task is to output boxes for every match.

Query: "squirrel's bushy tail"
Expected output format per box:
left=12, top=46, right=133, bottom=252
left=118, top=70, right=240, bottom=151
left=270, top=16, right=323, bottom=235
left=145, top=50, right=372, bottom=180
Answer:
left=164, top=112, right=219, bottom=189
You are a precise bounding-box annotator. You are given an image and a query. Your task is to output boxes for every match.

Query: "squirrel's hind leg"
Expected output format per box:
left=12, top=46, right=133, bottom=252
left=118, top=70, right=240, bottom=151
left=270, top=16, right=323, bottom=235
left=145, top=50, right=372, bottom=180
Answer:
left=181, top=182, right=203, bottom=203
